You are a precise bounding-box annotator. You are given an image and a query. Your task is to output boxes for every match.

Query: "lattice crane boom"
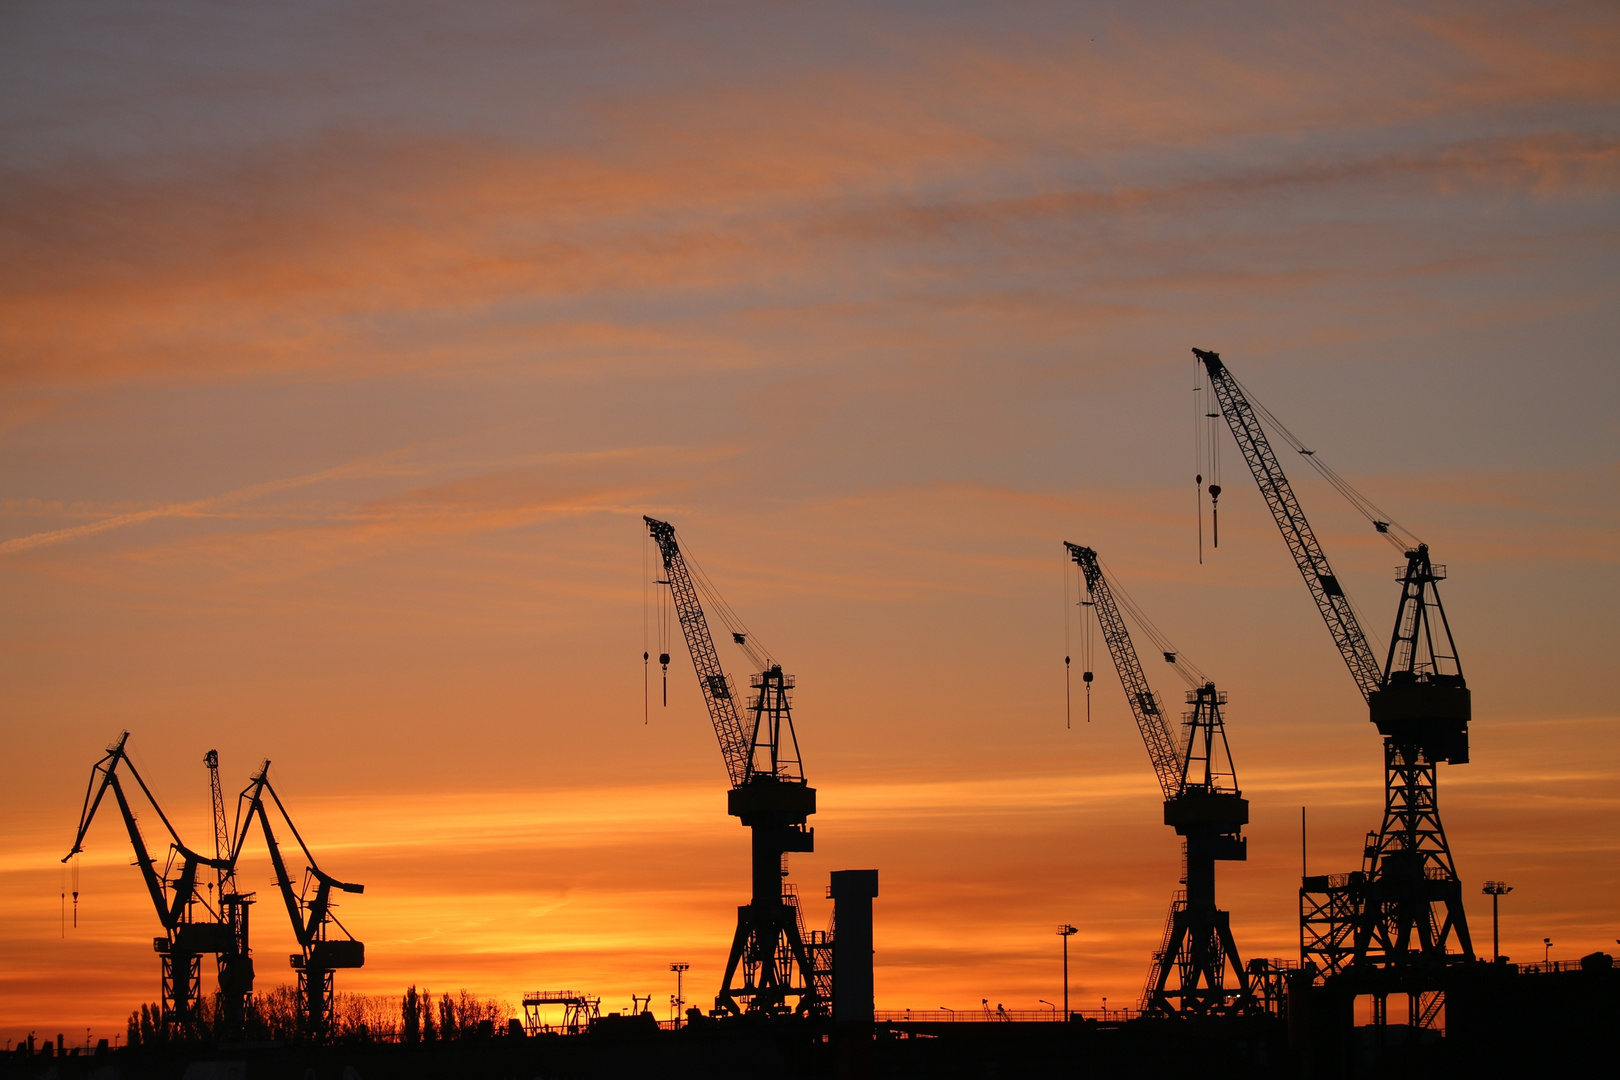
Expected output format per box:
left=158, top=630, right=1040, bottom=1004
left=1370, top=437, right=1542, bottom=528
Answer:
left=205, top=749, right=234, bottom=894
left=1193, top=348, right=1383, bottom=701
left=645, top=516, right=755, bottom=788
left=1065, top=543, right=1182, bottom=800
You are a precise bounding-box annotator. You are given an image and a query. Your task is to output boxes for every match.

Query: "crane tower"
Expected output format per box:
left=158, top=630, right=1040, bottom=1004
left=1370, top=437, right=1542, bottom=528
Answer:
left=206, top=749, right=255, bottom=1034
left=1066, top=543, right=1251, bottom=1016
left=1192, top=348, right=1473, bottom=1001
left=645, top=516, right=825, bottom=1017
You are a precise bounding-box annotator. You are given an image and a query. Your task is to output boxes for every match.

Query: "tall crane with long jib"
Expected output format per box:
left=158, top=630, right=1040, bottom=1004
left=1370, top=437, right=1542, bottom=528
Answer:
left=1065, top=543, right=1251, bottom=1017
left=1192, top=348, right=1474, bottom=991
left=230, top=760, right=366, bottom=1039
left=205, top=749, right=256, bottom=1035
left=644, top=515, right=825, bottom=1017
left=64, top=733, right=244, bottom=1032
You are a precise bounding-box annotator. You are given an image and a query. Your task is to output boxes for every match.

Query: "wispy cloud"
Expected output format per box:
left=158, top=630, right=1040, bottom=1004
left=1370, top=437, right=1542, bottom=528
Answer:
left=0, top=449, right=423, bottom=556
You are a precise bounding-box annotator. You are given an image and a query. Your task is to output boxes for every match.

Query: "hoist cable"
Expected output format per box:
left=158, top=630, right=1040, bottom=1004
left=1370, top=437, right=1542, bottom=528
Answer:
left=683, top=544, right=773, bottom=673
left=1063, top=550, right=1072, bottom=730
left=1081, top=561, right=1095, bottom=723
left=1193, top=359, right=1204, bottom=564
left=1225, top=369, right=1418, bottom=552
left=1098, top=556, right=1206, bottom=690
left=643, top=532, right=650, bottom=725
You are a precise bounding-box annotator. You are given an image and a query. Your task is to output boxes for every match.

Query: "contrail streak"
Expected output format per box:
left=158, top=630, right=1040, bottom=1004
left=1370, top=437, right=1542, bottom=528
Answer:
left=0, top=453, right=413, bottom=557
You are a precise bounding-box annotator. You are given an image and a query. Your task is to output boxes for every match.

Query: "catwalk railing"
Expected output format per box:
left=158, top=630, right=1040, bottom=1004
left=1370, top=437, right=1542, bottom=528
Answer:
left=875, top=1008, right=1140, bottom=1024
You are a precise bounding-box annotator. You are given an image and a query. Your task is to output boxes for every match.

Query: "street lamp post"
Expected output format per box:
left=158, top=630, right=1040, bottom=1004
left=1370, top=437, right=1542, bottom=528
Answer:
left=669, top=963, right=689, bottom=1026
left=1481, top=881, right=1512, bottom=961
left=1543, top=938, right=1553, bottom=968
left=1057, top=925, right=1078, bottom=1018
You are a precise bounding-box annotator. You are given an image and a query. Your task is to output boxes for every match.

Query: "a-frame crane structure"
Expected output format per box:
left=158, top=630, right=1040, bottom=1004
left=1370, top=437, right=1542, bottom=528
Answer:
left=65, top=733, right=245, bottom=1032
left=230, top=761, right=366, bottom=1039
left=645, top=516, right=827, bottom=1018
left=1065, top=543, right=1251, bottom=1017
left=1193, top=348, right=1474, bottom=1007
left=65, top=735, right=364, bottom=1041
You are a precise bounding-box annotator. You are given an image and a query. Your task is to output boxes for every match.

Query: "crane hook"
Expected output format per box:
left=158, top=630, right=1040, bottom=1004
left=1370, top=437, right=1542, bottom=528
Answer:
left=1065, top=655, right=1071, bottom=730
left=1208, top=483, right=1222, bottom=548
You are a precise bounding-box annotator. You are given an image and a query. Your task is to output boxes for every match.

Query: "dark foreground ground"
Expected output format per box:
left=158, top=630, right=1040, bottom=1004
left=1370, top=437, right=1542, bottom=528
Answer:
left=4, top=1017, right=1280, bottom=1080
left=4, top=1007, right=1613, bottom=1080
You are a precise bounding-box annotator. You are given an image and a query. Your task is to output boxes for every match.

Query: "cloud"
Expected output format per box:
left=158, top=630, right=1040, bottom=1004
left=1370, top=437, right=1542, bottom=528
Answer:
left=0, top=448, right=425, bottom=556
left=3, top=5, right=1616, bottom=391
left=2, top=0, right=1617, bottom=1045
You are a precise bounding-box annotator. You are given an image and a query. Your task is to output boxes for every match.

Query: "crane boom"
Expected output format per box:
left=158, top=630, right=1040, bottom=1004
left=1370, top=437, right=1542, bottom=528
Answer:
left=64, top=731, right=226, bottom=925
left=231, top=763, right=364, bottom=948
left=1193, top=348, right=1383, bottom=701
left=1065, top=543, right=1182, bottom=799
left=645, top=516, right=754, bottom=787
left=206, top=749, right=233, bottom=893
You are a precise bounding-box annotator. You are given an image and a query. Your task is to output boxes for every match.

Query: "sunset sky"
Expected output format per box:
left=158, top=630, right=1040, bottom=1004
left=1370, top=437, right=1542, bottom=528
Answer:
left=2, top=0, right=1617, bottom=1045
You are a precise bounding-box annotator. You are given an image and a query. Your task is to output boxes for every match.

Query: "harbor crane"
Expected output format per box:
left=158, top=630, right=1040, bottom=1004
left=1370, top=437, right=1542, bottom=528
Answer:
left=64, top=733, right=248, bottom=1031
left=1065, top=544, right=1251, bottom=1017
left=205, top=749, right=255, bottom=1033
left=230, top=761, right=365, bottom=1039
left=1192, top=348, right=1474, bottom=994
left=645, top=515, right=826, bottom=1017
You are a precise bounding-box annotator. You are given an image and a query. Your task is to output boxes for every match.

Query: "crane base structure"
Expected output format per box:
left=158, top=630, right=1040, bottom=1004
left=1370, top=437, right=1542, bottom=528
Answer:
left=1141, top=688, right=1251, bottom=1017
left=1298, top=550, right=1475, bottom=1005
left=718, top=761, right=823, bottom=1017
left=1301, top=741, right=1473, bottom=979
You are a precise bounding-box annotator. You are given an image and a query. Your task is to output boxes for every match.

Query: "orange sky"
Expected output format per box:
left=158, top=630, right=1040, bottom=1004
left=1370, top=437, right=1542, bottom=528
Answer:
left=2, top=0, right=1618, bottom=1046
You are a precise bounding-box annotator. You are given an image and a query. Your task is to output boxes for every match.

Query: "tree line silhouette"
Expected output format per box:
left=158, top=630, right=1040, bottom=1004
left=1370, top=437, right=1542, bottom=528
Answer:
left=123, top=986, right=514, bottom=1045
